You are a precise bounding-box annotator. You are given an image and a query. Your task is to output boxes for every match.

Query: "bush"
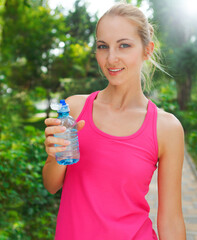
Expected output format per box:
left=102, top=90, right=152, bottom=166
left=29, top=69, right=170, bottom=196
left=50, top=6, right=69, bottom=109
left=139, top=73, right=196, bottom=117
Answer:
left=187, top=131, right=197, bottom=166
left=0, top=111, right=60, bottom=239
left=153, top=79, right=197, bottom=167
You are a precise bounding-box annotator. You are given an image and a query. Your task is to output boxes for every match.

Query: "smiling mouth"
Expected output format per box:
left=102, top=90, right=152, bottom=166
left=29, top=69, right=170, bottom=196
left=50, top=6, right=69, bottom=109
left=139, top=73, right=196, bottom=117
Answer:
left=108, top=68, right=124, bottom=72
left=107, top=68, right=125, bottom=75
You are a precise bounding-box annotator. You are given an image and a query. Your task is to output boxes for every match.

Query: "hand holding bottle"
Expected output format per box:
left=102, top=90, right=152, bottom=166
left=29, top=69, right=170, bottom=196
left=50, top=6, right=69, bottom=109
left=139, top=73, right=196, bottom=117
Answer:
left=44, top=118, right=85, bottom=160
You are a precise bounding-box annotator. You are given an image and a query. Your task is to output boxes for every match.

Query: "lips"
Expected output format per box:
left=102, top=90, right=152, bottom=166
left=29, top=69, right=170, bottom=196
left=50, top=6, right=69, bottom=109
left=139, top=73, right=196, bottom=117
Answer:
left=108, top=68, right=125, bottom=75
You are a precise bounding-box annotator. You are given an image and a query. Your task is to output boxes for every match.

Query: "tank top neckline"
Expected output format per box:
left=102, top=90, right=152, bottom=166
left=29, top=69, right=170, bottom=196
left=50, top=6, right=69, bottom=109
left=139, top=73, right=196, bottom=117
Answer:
left=88, top=91, right=152, bottom=140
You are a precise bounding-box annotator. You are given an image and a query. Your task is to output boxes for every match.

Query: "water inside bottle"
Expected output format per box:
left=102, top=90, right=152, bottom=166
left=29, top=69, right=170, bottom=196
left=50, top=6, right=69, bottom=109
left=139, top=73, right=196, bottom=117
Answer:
left=54, top=129, right=79, bottom=165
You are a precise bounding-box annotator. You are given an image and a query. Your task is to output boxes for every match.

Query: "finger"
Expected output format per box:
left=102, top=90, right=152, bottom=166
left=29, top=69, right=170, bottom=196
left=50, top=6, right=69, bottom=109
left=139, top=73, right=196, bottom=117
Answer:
left=46, top=146, right=67, bottom=155
left=77, top=120, right=85, bottom=131
left=45, top=136, right=70, bottom=147
left=44, top=118, right=61, bottom=126
left=45, top=126, right=66, bottom=137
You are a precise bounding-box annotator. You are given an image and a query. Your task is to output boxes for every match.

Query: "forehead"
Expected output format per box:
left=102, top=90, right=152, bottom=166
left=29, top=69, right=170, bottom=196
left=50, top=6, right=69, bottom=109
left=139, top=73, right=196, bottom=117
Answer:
left=96, top=15, right=139, bottom=40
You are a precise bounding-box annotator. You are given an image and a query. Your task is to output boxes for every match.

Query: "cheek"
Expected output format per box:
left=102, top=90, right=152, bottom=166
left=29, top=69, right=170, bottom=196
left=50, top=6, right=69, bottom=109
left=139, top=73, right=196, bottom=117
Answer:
left=128, top=51, right=144, bottom=65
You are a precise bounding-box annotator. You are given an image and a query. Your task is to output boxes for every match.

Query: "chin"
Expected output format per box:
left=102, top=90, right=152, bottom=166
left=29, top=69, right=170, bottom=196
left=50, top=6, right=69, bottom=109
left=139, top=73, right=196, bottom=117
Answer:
left=108, top=79, right=125, bottom=86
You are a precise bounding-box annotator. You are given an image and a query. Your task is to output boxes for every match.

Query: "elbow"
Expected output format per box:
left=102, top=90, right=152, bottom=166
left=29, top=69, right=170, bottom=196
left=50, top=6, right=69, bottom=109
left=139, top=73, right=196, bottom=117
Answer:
left=45, top=184, right=56, bottom=195
left=42, top=162, right=65, bottom=195
left=48, top=189, right=57, bottom=195
left=42, top=174, right=59, bottom=195
left=43, top=181, right=59, bottom=195
left=42, top=177, right=61, bottom=195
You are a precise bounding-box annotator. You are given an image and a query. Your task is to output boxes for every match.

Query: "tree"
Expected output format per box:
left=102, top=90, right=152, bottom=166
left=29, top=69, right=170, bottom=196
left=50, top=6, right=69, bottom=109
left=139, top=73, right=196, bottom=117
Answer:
left=47, top=0, right=101, bottom=102
left=0, top=0, right=66, bottom=118
left=1, top=0, right=67, bottom=88
left=172, top=43, right=197, bottom=109
left=148, top=0, right=197, bottom=109
left=1, top=0, right=100, bottom=118
left=65, top=0, right=98, bottom=44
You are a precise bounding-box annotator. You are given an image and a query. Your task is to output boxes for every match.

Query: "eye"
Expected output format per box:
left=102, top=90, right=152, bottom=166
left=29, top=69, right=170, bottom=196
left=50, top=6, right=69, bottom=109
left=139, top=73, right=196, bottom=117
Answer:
left=97, top=45, right=108, bottom=49
left=120, top=44, right=130, bottom=48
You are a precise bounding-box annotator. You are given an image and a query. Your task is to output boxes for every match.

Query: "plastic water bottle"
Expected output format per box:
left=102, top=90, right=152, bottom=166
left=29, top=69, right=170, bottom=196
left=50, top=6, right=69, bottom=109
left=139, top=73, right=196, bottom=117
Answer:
left=51, top=99, right=80, bottom=165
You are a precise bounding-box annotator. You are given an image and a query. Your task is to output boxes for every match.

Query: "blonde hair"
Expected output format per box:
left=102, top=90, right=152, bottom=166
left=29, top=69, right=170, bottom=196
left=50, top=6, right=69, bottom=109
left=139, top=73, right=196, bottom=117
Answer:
left=96, top=2, right=163, bottom=92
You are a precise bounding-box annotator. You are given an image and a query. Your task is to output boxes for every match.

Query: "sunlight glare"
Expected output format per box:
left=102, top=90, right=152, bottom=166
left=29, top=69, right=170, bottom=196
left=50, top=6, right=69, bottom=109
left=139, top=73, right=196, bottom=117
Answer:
left=184, top=0, right=197, bottom=16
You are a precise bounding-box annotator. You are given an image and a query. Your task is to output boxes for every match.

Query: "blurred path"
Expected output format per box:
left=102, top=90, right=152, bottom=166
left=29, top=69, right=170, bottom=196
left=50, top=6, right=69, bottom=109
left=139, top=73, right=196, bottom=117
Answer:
left=146, top=152, right=197, bottom=239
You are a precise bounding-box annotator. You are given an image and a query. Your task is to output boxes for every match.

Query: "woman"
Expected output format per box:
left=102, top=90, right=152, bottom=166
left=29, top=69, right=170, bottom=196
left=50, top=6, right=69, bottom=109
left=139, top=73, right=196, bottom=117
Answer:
left=43, top=3, right=186, bottom=240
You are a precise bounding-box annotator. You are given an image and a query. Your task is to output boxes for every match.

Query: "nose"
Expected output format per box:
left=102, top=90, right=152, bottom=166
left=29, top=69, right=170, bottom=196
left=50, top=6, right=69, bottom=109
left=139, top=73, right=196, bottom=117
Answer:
left=106, top=49, right=118, bottom=65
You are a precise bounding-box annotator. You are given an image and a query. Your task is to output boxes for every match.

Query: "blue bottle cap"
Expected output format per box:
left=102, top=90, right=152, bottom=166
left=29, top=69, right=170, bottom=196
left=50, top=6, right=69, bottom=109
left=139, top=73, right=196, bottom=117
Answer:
left=60, top=99, right=66, bottom=105
left=58, top=99, right=70, bottom=113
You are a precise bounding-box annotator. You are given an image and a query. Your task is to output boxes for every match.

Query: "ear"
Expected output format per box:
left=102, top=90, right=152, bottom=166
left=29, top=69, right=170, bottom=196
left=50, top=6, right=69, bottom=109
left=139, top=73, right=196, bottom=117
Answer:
left=144, top=41, right=154, bottom=60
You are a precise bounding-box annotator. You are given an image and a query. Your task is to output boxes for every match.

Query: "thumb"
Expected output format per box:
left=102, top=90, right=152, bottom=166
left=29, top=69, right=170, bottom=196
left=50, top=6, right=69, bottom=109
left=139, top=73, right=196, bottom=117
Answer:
left=77, top=120, right=85, bottom=131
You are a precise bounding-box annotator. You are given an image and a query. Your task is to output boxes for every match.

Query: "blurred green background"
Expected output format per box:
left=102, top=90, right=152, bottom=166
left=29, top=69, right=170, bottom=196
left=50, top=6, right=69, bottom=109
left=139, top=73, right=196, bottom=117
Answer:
left=0, top=0, right=197, bottom=239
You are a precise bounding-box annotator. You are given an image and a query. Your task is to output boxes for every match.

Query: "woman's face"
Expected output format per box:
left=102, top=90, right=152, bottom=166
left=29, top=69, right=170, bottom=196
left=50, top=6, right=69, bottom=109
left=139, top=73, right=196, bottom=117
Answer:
left=96, top=15, right=147, bottom=86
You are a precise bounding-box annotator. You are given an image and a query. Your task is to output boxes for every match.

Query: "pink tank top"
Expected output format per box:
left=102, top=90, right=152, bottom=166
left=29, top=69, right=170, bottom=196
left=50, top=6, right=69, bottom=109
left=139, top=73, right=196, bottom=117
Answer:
left=55, top=91, right=158, bottom=240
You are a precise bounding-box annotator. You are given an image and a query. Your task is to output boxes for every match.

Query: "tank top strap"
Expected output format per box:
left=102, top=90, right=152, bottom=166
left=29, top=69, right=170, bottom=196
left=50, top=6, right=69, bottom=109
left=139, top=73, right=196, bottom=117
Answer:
left=147, top=100, right=158, bottom=134
left=88, top=91, right=100, bottom=103
left=76, top=91, right=100, bottom=122
left=144, top=100, right=158, bottom=160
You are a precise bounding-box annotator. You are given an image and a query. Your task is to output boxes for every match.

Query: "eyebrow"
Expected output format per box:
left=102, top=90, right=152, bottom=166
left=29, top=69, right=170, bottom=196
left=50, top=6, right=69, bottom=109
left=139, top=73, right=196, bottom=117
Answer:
left=96, top=38, right=133, bottom=44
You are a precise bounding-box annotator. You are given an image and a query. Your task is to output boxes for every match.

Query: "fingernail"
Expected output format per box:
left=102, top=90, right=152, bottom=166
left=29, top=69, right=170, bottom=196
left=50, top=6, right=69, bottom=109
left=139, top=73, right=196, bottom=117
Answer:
left=64, top=140, right=70, bottom=145
left=55, top=119, right=61, bottom=123
left=61, top=126, right=66, bottom=131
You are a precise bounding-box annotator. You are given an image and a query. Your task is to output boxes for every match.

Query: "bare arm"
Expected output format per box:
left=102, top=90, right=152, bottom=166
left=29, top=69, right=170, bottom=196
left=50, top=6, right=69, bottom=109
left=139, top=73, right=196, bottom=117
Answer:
left=42, top=95, right=86, bottom=194
left=42, top=155, right=67, bottom=195
left=157, top=111, right=186, bottom=239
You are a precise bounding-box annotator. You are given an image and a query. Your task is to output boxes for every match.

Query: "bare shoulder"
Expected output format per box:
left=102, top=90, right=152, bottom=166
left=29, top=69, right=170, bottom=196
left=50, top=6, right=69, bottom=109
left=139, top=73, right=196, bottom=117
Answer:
left=157, top=107, right=184, bottom=157
left=157, top=108, right=184, bottom=133
left=65, top=94, right=89, bottom=120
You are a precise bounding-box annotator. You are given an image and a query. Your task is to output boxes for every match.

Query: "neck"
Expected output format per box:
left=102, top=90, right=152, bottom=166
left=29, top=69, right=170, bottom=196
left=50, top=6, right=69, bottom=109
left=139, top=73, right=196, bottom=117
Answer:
left=98, top=82, right=147, bottom=111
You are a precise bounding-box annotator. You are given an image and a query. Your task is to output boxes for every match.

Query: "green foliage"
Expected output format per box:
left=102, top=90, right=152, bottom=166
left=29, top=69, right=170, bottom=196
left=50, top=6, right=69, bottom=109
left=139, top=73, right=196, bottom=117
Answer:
left=1, top=0, right=67, bottom=90
left=60, top=76, right=108, bottom=98
left=148, top=0, right=197, bottom=110
left=0, top=87, right=61, bottom=239
left=65, top=0, right=98, bottom=44
left=0, top=124, right=60, bottom=239
left=172, top=43, right=197, bottom=79
left=187, top=131, right=197, bottom=165
left=154, top=79, right=179, bottom=112
left=0, top=0, right=100, bottom=119
left=154, top=78, right=197, bottom=167
left=51, top=43, right=92, bottom=80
